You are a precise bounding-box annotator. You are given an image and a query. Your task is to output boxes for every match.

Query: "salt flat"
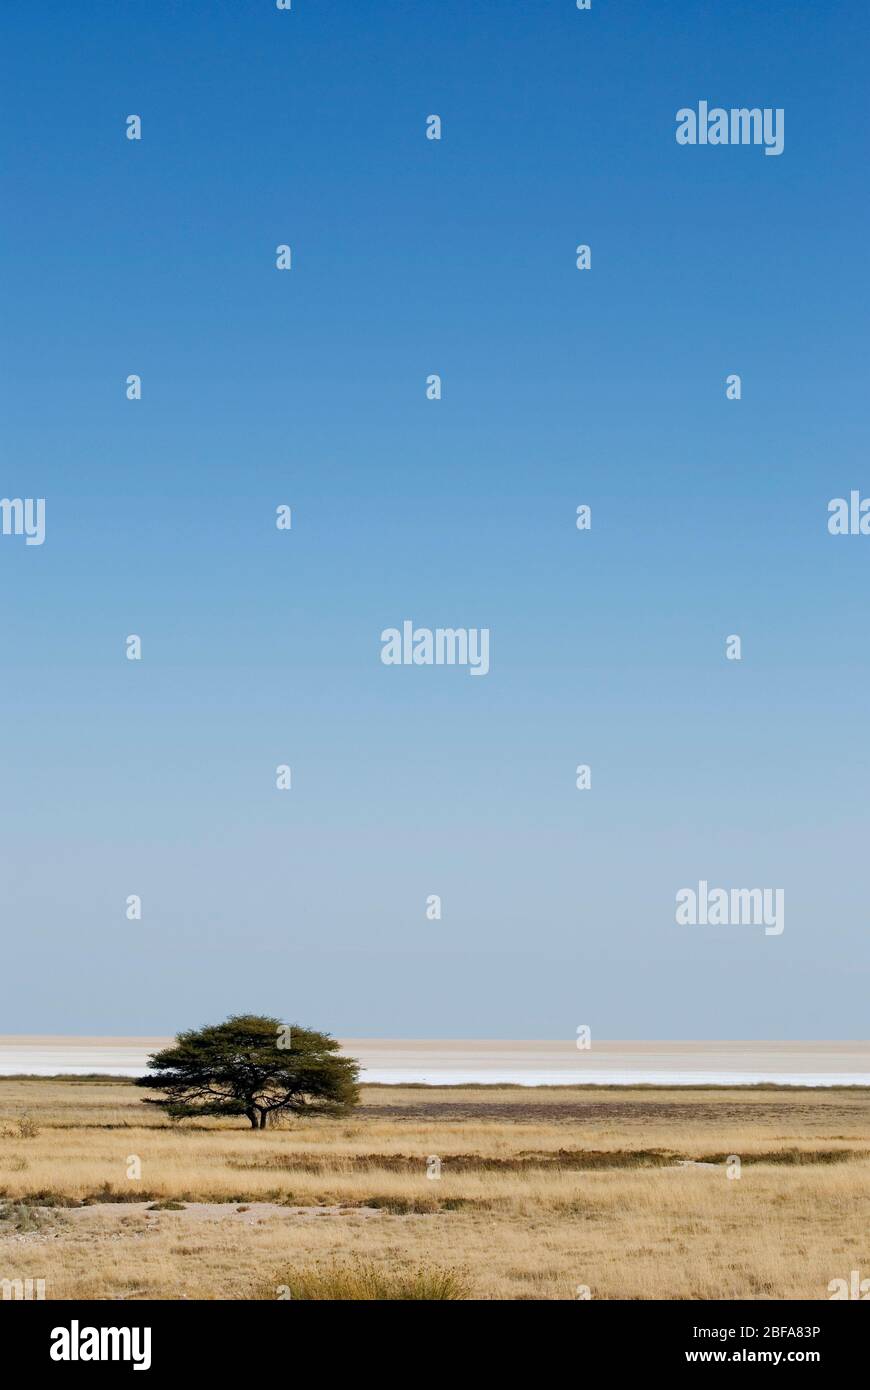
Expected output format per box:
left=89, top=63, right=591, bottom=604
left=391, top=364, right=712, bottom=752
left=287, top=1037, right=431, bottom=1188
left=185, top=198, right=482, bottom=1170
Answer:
left=0, top=1037, right=868, bottom=1085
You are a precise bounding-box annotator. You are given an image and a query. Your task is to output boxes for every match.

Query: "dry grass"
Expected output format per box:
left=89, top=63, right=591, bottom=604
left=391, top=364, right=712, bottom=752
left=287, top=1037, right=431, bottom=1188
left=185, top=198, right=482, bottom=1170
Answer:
left=261, top=1261, right=470, bottom=1301
left=0, top=1077, right=867, bottom=1300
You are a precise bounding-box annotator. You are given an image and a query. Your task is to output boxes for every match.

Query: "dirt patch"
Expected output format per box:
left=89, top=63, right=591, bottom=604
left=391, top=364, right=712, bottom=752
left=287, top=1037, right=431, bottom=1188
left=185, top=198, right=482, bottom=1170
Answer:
left=58, top=1201, right=387, bottom=1225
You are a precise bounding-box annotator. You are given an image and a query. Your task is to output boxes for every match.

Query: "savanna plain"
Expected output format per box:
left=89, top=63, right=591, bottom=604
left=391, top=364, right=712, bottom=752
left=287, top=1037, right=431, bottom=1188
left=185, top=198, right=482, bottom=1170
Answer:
left=1, top=1077, right=867, bottom=1300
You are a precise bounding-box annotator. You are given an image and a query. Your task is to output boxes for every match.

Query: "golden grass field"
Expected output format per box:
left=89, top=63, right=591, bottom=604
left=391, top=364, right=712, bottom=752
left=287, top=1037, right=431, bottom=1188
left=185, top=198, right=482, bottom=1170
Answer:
left=1, top=1077, right=868, bottom=1300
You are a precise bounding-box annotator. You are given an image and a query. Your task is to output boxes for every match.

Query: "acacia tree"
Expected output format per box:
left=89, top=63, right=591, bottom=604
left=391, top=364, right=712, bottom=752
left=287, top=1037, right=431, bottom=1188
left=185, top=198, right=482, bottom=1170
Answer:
left=136, top=1014, right=360, bottom=1129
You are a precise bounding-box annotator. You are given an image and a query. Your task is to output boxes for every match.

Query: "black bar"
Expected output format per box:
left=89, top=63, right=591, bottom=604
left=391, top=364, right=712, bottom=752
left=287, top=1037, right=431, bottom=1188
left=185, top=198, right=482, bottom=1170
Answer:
left=5, top=1299, right=864, bottom=1375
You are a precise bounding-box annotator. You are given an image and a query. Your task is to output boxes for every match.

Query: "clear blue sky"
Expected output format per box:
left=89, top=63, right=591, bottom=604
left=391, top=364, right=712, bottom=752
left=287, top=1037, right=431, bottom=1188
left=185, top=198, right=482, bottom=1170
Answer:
left=2, top=0, right=868, bottom=1037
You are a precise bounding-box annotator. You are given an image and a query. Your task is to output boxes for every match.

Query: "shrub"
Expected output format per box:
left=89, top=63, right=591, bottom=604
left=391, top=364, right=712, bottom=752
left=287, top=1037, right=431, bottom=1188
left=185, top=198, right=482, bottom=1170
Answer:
left=0, top=1113, right=38, bottom=1140
left=0, top=1201, right=56, bottom=1232
left=263, top=1260, right=470, bottom=1301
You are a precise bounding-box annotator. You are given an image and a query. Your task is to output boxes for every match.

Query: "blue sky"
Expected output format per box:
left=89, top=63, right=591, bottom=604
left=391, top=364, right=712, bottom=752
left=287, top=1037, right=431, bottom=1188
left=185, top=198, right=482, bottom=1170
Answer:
left=2, top=0, right=868, bottom=1037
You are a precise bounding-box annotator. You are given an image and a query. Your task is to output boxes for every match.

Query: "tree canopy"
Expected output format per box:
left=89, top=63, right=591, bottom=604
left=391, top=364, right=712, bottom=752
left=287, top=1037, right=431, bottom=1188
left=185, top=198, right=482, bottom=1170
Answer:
left=136, top=1014, right=360, bottom=1129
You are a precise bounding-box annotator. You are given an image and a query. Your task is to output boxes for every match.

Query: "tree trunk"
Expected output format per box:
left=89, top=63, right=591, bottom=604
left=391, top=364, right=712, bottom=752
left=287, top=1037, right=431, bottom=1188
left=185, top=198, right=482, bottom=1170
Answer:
left=258, top=1111, right=269, bottom=1129
left=245, top=1108, right=259, bottom=1129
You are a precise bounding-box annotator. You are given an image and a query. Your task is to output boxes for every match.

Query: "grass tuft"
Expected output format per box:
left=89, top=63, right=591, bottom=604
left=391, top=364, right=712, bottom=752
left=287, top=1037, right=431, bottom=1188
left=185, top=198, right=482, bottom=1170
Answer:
left=263, top=1260, right=470, bottom=1301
